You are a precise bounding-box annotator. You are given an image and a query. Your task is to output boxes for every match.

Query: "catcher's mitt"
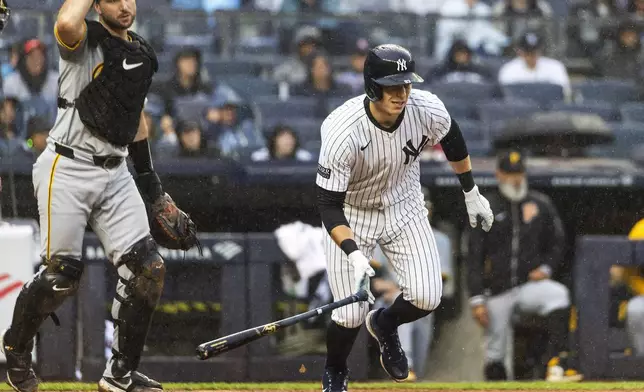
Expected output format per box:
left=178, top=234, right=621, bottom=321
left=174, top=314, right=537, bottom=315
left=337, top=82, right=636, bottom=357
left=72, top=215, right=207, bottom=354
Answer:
left=149, top=193, right=199, bottom=251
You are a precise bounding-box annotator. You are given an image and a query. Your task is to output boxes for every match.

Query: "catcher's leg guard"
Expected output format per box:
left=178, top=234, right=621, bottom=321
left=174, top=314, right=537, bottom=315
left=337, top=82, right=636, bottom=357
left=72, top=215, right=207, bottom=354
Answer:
left=106, top=236, right=165, bottom=378
left=4, top=257, right=84, bottom=351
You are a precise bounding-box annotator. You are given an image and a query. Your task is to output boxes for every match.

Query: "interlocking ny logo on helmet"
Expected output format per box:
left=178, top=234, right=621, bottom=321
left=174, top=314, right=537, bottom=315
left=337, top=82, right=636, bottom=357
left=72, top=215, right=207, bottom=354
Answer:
left=364, top=44, right=424, bottom=101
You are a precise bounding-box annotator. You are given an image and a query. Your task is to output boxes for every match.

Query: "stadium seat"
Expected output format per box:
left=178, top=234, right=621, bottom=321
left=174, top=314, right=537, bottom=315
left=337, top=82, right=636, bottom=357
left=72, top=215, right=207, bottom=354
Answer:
left=549, top=101, right=620, bottom=122
left=21, top=97, right=56, bottom=131
left=442, top=98, right=476, bottom=121
left=173, top=95, right=212, bottom=123
left=476, top=100, right=541, bottom=124
left=326, top=96, right=356, bottom=113
left=254, top=97, right=320, bottom=122
left=502, top=83, right=565, bottom=107
left=588, top=123, right=644, bottom=158
left=620, top=102, right=644, bottom=123
left=573, top=79, right=640, bottom=104
left=204, top=59, right=262, bottom=78
left=220, top=76, right=278, bottom=100
left=426, top=81, right=498, bottom=102
left=457, top=119, right=488, bottom=142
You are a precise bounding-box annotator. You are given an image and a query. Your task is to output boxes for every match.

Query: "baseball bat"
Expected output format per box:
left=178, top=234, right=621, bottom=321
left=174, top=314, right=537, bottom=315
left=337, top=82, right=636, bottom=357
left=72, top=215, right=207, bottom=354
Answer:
left=196, top=289, right=369, bottom=360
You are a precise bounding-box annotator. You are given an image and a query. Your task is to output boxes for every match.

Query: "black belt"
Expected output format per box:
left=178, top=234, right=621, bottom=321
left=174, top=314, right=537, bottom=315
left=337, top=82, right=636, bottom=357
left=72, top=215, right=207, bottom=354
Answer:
left=55, top=143, right=123, bottom=169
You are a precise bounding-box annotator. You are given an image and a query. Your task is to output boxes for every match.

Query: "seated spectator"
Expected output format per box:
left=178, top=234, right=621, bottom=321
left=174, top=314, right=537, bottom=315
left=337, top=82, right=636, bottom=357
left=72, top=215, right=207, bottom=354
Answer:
left=292, top=51, right=352, bottom=99
left=596, top=20, right=644, bottom=80
left=568, top=0, right=623, bottom=57
left=426, top=40, right=494, bottom=84
left=159, top=47, right=212, bottom=118
left=205, top=94, right=264, bottom=158
left=1, top=42, right=20, bottom=82
left=468, top=150, right=581, bottom=382
left=0, top=97, right=20, bottom=156
left=3, top=39, right=59, bottom=103
left=19, top=116, right=50, bottom=160
left=175, top=120, right=217, bottom=158
left=628, top=0, right=644, bottom=19
left=498, top=31, right=571, bottom=98
left=251, top=125, right=313, bottom=162
left=492, top=0, right=552, bottom=41
left=436, top=0, right=508, bottom=60
left=273, top=25, right=322, bottom=86
left=335, top=38, right=369, bottom=95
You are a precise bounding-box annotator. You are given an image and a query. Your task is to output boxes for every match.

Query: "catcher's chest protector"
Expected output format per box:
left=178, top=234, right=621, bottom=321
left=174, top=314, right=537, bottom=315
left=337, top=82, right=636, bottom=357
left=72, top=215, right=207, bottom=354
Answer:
left=75, top=21, right=158, bottom=146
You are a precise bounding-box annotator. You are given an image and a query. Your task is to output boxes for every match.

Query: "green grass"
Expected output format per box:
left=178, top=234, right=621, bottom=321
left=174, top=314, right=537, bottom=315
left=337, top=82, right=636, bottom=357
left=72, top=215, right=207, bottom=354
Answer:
left=2, top=382, right=644, bottom=390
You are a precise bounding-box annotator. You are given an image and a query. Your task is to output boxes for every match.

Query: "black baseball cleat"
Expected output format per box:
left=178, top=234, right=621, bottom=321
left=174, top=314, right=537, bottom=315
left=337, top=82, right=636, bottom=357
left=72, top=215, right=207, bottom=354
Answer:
left=365, top=309, right=409, bottom=382
left=1, top=329, right=39, bottom=392
left=98, top=372, right=163, bottom=392
left=322, top=367, right=349, bottom=392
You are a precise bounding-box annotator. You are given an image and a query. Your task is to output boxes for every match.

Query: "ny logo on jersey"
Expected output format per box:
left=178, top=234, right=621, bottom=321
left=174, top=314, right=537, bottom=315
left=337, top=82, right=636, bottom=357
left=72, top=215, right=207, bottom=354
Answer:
left=402, top=135, right=429, bottom=164
left=397, top=59, right=407, bottom=72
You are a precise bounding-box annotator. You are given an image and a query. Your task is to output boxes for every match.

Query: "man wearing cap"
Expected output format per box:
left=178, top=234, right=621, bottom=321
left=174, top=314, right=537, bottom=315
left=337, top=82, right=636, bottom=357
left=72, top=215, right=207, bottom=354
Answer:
left=498, top=31, right=571, bottom=99
left=273, top=25, right=322, bottom=85
left=467, top=150, right=580, bottom=381
left=2, top=38, right=59, bottom=102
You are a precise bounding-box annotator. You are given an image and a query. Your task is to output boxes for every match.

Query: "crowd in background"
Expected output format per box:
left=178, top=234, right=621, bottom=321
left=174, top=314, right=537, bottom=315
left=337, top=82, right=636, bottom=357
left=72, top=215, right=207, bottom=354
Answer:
left=0, top=0, right=644, bottom=163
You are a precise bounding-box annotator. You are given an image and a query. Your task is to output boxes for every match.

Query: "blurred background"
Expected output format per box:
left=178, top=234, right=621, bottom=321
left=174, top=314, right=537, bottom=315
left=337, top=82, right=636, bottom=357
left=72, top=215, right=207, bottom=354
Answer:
left=1, top=0, right=644, bottom=385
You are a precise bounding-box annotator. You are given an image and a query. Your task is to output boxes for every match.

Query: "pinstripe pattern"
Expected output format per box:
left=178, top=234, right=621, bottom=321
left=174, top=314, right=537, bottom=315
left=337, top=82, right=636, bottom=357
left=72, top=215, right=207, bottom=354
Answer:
left=318, top=89, right=450, bottom=327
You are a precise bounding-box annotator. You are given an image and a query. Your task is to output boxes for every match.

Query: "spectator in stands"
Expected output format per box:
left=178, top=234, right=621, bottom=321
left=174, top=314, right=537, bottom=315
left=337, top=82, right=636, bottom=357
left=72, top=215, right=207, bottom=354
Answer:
left=273, top=25, right=322, bottom=86
left=568, top=0, right=623, bottom=57
left=498, top=31, right=571, bottom=99
left=426, top=40, right=494, bottom=84
left=1, top=42, right=21, bottom=82
left=468, top=150, right=580, bottom=382
left=335, top=38, right=369, bottom=95
left=206, top=94, right=264, bottom=158
left=0, top=97, right=19, bottom=156
left=492, top=0, right=552, bottom=42
left=159, top=47, right=212, bottom=118
left=628, top=0, right=644, bottom=19
left=292, top=51, right=351, bottom=98
left=19, top=116, right=50, bottom=160
left=3, top=39, right=58, bottom=103
left=596, top=20, right=643, bottom=80
left=251, top=124, right=312, bottom=162
left=435, top=0, right=508, bottom=61
left=176, top=120, right=215, bottom=158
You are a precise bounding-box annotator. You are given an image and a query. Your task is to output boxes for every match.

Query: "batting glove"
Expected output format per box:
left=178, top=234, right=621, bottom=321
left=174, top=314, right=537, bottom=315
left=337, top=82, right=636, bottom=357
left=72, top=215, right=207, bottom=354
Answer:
left=348, top=250, right=376, bottom=304
left=464, top=185, right=494, bottom=232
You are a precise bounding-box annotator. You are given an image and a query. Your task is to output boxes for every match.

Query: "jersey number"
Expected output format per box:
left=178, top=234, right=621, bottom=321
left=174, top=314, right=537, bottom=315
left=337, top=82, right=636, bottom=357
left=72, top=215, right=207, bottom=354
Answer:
left=402, top=135, right=429, bottom=164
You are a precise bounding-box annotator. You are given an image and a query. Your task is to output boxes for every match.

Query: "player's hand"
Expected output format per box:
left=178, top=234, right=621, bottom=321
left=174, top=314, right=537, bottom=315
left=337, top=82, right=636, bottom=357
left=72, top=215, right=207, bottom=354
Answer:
left=472, top=304, right=489, bottom=328
left=463, top=185, right=494, bottom=232
left=348, top=250, right=376, bottom=304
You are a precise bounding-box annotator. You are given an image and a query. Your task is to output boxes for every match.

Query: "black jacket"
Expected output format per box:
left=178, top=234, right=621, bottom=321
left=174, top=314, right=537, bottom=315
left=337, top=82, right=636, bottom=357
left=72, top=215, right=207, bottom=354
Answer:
left=467, top=190, right=565, bottom=300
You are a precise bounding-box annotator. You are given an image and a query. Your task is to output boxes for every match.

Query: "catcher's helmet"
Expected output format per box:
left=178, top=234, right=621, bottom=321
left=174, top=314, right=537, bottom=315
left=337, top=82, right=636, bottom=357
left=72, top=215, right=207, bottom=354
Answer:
left=363, top=44, right=424, bottom=101
left=0, top=0, right=10, bottom=33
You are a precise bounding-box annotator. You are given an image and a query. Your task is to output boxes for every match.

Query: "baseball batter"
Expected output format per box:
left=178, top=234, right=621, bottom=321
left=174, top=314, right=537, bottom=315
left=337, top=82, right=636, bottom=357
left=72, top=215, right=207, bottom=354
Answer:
left=316, top=44, right=494, bottom=391
left=1, top=1, right=197, bottom=392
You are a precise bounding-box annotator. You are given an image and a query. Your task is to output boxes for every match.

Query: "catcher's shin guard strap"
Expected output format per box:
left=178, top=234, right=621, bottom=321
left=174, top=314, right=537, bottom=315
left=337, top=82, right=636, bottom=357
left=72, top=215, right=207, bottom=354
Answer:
left=110, top=236, right=166, bottom=374
left=6, top=257, right=84, bottom=351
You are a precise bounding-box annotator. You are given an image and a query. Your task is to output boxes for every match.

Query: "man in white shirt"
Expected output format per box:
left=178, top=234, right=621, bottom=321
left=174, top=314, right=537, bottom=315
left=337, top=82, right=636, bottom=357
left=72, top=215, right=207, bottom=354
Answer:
left=498, top=31, right=571, bottom=99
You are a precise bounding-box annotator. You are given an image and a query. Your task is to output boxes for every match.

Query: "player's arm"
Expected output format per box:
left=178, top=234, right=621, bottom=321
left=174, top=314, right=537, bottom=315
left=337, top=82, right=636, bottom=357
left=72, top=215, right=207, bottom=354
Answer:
left=127, top=111, right=164, bottom=203
left=439, top=118, right=494, bottom=231
left=55, top=0, right=92, bottom=54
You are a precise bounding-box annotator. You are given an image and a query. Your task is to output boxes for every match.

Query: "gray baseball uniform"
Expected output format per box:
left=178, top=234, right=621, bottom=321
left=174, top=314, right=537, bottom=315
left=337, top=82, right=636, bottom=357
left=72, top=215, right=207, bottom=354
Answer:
left=36, top=23, right=148, bottom=266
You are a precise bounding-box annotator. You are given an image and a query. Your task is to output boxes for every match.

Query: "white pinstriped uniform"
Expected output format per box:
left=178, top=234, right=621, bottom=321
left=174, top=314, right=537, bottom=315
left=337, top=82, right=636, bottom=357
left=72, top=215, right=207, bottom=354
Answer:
left=316, top=89, right=451, bottom=328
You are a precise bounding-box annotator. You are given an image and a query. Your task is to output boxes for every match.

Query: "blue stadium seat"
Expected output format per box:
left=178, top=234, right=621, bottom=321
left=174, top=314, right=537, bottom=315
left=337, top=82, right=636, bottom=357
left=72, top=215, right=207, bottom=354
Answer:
left=476, top=100, right=541, bottom=124
left=204, top=59, right=262, bottom=78
left=220, top=76, right=278, bottom=100
left=254, top=97, right=320, bottom=122
left=502, top=83, right=565, bottom=107
left=173, top=95, right=212, bottom=123
left=573, top=79, right=640, bottom=104
left=22, top=97, right=56, bottom=132
left=588, top=123, right=644, bottom=158
left=549, top=101, right=620, bottom=122
left=457, top=119, right=488, bottom=142
left=620, top=103, right=644, bottom=123
left=442, top=98, right=476, bottom=121
left=426, top=81, right=498, bottom=102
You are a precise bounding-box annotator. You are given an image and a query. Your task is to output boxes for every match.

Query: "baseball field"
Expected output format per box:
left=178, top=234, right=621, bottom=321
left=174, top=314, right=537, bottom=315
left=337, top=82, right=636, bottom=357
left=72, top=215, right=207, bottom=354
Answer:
left=2, top=382, right=644, bottom=392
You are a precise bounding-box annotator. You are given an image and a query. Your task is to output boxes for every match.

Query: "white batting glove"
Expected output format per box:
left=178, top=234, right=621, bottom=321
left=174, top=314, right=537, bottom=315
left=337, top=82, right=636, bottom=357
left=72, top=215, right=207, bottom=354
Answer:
left=464, top=185, right=494, bottom=232
left=348, top=250, right=376, bottom=304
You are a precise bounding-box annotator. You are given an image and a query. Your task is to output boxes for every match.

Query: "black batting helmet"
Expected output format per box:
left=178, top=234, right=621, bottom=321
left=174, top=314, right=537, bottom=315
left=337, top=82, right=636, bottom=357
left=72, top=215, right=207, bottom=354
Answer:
left=363, top=44, right=424, bottom=101
left=0, top=0, right=9, bottom=33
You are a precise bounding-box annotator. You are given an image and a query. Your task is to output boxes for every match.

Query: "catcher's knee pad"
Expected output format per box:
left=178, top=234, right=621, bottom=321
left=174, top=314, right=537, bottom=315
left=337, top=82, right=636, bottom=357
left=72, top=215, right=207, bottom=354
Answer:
left=7, top=257, right=83, bottom=350
left=118, top=235, right=166, bottom=305
left=484, top=362, right=507, bottom=380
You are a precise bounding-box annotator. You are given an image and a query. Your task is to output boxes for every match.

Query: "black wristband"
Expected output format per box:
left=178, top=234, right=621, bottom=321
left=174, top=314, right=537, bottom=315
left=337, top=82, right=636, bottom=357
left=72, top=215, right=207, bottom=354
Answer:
left=457, top=170, right=475, bottom=192
left=340, top=239, right=359, bottom=256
